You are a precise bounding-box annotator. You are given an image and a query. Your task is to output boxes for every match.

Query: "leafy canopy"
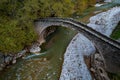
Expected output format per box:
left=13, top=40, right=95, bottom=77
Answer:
left=0, top=0, right=96, bottom=54
left=0, top=0, right=74, bottom=54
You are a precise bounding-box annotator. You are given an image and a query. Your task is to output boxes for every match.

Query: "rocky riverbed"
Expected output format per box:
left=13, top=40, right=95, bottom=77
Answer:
left=0, top=4, right=120, bottom=80
left=60, top=33, right=95, bottom=80
left=60, top=7, right=120, bottom=80
left=88, top=7, right=120, bottom=36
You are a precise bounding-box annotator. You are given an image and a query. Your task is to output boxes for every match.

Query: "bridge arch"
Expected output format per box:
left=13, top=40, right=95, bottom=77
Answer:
left=34, top=18, right=120, bottom=73
left=34, top=20, right=76, bottom=44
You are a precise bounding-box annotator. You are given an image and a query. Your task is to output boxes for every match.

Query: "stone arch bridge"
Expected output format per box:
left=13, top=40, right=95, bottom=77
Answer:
left=34, top=17, right=120, bottom=73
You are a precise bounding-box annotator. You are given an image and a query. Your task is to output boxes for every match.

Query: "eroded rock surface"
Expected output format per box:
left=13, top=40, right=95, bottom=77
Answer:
left=60, top=33, right=95, bottom=80
left=88, top=7, right=120, bottom=36
left=60, top=7, right=120, bottom=80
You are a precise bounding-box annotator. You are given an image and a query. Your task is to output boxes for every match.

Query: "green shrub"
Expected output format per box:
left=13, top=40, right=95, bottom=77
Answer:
left=0, top=0, right=74, bottom=54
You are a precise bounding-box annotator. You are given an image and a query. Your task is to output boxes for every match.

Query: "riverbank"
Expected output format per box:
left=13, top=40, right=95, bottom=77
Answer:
left=0, top=1, right=120, bottom=80
left=60, top=33, right=95, bottom=80
left=0, top=27, right=77, bottom=80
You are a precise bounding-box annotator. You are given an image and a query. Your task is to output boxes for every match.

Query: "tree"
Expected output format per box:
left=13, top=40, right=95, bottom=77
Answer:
left=74, top=0, right=96, bottom=15
left=0, top=0, right=37, bottom=54
left=0, top=0, right=74, bottom=54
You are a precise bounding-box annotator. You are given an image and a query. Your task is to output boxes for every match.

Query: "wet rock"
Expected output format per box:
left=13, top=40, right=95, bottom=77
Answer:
left=30, top=43, right=41, bottom=53
left=0, top=64, right=5, bottom=68
left=95, top=3, right=104, bottom=7
left=12, top=59, right=16, bottom=64
left=0, top=50, right=26, bottom=71
left=16, top=50, right=26, bottom=58
left=0, top=63, right=5, bottom=71
left=4, top=56, right=12, bottom=64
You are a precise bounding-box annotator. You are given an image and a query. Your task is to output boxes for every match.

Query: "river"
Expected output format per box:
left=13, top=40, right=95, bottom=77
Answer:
left=0, top=27, right=76, bottom=80
left=1, top=0, right=120, bottom=80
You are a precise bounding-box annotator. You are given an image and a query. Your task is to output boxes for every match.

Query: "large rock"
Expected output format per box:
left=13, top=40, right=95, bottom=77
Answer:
left=88, top=7, right=120, bottom=36
left=95, top=3, right=104, bottom=7
left=30, top=43, right=41, bottom=53
left=0, top=50, right=27, bottom=71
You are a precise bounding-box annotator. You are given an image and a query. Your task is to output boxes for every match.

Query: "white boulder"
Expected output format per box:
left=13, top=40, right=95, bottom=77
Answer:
left=95, top=3, right=104, bottom=7
left=30, top=43, right=41, bottom=53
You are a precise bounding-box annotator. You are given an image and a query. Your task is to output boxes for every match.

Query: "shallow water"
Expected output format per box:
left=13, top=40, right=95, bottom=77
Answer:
left=0, top=27, right=76, bottom=80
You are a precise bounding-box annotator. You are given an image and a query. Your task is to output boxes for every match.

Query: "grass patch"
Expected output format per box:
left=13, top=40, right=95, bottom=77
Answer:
left=108, top=73, right=120, bottom=80
left=111, top=22, right=120, bottom=40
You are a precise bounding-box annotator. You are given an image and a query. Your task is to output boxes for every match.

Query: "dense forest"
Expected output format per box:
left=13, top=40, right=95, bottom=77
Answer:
left=0, top=0, right=96, bottom=54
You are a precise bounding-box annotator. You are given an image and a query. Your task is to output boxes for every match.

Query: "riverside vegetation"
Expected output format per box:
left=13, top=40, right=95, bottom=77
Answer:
left=1, top=0, right=120, bottom=80
left=0, top=0, right=96, bottom=54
